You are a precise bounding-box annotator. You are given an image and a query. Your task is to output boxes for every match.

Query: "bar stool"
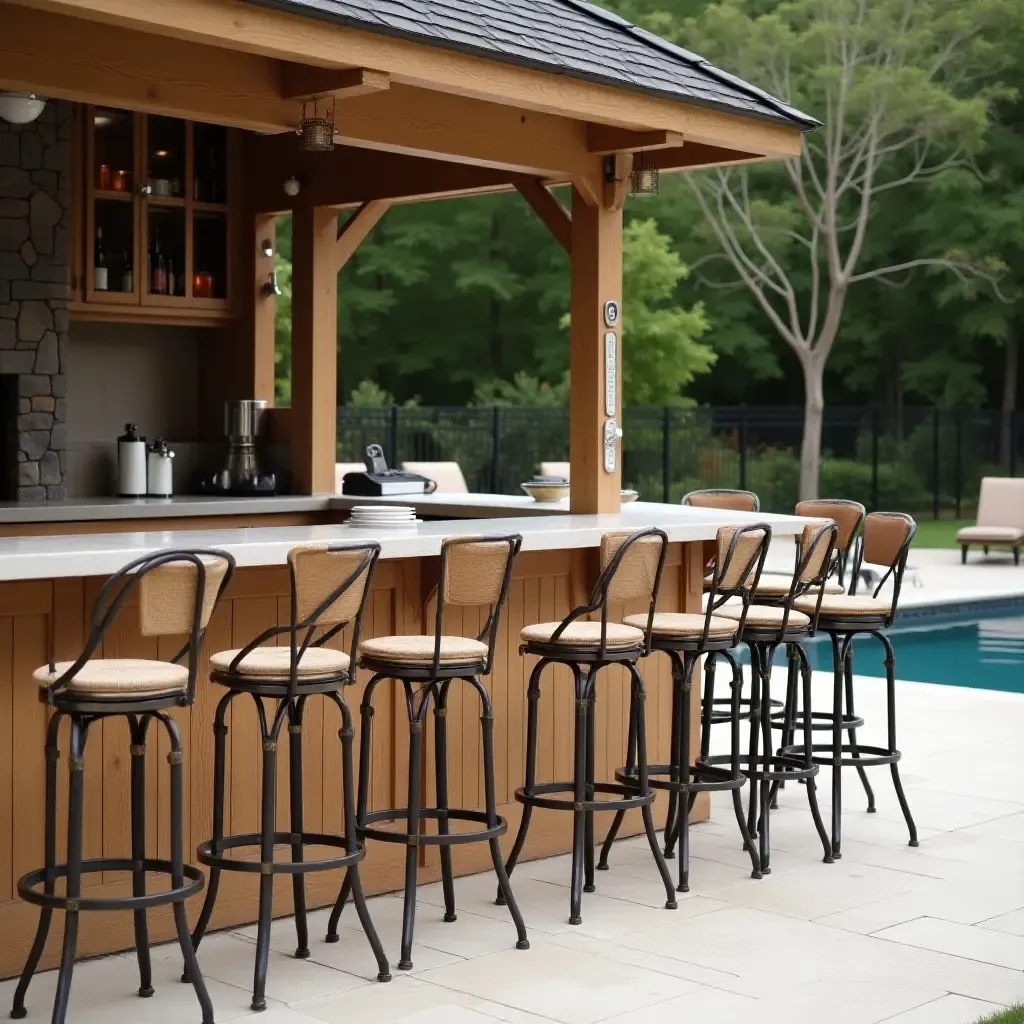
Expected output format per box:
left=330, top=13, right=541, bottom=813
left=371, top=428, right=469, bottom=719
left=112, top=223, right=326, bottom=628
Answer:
left=327, top=535, right=528, bottom=971
left=759, top=501, right=875, bottom=813
left=782, top=512, right=919, bottom=858
left=501, top=528, right=677, bottom=925
left=710, top=521, right=838, bottom=872
left=682, top=488, right=760, bottom=512
left=188, top=542, right=390, bottom=1012
left=11, top=549, right=235, bottom=1024
left=597, top=522, right=771, bottom=892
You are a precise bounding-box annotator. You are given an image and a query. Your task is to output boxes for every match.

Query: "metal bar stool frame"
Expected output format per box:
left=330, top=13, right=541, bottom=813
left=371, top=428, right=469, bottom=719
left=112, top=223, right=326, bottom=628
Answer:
left=327, top=534, right=529, bottom=972
left=704, top=521, right=839, bottom=873
left=188, top=541, right=390, bottom=1012
left=11, top=548, right=235, bottom=1024
left=499, top=527, right=677, bottom=926
left=597, top=522, right=772, bottom=891
left=780, top=512, right=919, bottom=858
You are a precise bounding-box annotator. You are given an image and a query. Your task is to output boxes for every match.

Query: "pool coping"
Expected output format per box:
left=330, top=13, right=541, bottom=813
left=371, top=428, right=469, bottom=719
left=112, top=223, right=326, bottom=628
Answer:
left=895, top=592, right=1024, bottom=622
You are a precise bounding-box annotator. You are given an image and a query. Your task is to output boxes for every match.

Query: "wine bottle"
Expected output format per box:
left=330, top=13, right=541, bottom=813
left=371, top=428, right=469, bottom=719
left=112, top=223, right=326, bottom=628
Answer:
left=94, top=227, right=108, bottom=291
left=121, top=249, right=132, bottom=293
left=167, top=257, right=176, bottom=298
left=150, top=233, right=166, bottom=295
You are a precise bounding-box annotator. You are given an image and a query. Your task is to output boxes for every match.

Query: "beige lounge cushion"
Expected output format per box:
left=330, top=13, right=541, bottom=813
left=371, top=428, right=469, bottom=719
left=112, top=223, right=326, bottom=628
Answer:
left=794, top=594, right=891, bottom=618
left=210, top=646, right=350, bottom=679
left=624, top=612, right=736, bottom=639
left=975, top=477, right=1024, bottom=531
left=360, top=635, right=489, bottom=665
left=753, top=575, right=844, bottom=599
left=521, top=621, right=643, bottom=649
left=956, top=526, right=1024, bottom=544
left=716, top=605, right=810, bottom=629
left=34, top=659, right=189, bottom=696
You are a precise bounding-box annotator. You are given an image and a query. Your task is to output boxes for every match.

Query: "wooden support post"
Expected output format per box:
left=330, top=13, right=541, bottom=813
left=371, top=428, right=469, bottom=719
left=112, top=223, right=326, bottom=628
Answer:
left=290, top=205, right=339, bottom=494
left=252, top=213, right=278, bottom=403
left=568, top=183, right=622, bottom=514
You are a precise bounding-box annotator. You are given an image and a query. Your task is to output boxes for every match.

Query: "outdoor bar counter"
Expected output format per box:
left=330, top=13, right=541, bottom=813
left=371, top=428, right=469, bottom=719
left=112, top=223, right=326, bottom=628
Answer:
left=0, top=500, right=807, bottom=976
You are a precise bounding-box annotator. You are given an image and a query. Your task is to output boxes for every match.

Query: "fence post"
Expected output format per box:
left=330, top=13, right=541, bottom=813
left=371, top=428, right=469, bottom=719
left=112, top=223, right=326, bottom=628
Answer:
left=954, top=411, right=963, bottom=519
left=931, top=407, right=940, bottom=520
left=1011, top=409, right=1018, bottom=478
left=661, top=406, right=671, bottom=503
left=739, top=404, right=748, bottom=491
left=388, top=405, right=399, bottom=466
left=871, top=404, right=880, bottom=512
left=491, top=406, right=502, bottom=493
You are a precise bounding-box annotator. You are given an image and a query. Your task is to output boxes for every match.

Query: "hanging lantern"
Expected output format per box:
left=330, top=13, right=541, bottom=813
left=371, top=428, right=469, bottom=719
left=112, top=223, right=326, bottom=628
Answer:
left=296, top=97, right=335, bottom=153
left=629, top=152, right=660, bottom=197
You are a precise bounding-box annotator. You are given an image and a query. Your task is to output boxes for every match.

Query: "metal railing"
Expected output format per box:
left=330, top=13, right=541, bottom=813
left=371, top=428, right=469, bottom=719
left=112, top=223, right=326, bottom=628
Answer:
left=337, top=405, right=1023, bottom=517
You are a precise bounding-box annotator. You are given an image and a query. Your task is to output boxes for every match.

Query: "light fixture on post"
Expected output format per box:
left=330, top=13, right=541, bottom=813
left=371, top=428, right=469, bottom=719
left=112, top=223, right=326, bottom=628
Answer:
left=261, top=239, right=274, bottom=258
left=296, top=97, right=335, bottom=153
left=0, top=92, right=47, bottom=125
left=629, top=151, right=659, bottom=197
left=261, top=271, right=282, bottom=298
left=283, top=177, right=301, bottom=197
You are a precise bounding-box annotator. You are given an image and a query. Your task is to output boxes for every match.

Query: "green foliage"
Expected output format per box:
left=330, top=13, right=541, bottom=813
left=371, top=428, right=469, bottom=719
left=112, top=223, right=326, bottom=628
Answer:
left=472, top=371, right=571, bottom=407
left=345, top=379, right=421, bottom=407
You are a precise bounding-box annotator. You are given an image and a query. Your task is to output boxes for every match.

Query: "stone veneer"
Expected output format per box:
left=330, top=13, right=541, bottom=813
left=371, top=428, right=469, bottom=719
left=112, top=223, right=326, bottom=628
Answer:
left=0, top=101, right=69, bottom=501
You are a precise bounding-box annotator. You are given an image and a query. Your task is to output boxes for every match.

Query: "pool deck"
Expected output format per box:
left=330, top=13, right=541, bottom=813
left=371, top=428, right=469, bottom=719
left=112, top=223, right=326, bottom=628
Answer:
left=5, top=663, right=1024, bottom=1024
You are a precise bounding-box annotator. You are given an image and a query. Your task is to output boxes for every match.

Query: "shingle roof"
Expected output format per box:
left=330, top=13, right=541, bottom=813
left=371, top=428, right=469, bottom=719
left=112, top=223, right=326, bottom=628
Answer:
left=247, top=0, right=819, bottom=131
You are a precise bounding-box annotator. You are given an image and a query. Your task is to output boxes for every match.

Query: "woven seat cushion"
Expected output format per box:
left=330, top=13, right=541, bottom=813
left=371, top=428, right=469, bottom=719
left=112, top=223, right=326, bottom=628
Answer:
left=34, top=659, right=188, bottom=696
left=955, top=526, right=1024, bottom=543
left=359, top=635, right=489, bottom=665
left=753, top=575, right=844, bottom=599
left=794, top=594, right=891, bottom=618
left=716, top=605, right=810, bottom=629
left=210, top=646, right=350, bottom=679
left=623, top=612, right=736, bottom=639
left=521, top=621, right=643, bottom=649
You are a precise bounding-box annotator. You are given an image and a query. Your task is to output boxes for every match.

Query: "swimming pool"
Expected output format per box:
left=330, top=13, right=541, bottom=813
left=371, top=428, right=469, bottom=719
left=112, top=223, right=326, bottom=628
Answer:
left=802, top=601, right=1024, bottom=693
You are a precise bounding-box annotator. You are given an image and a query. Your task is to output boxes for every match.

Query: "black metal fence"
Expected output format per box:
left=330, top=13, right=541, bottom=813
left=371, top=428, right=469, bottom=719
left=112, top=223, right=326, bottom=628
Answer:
left=337, top=405, right=1023, bottom=517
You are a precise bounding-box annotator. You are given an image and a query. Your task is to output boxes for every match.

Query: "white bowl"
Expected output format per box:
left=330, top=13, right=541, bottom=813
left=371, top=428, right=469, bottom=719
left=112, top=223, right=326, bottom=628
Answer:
left=522, top=481, right=569, bottom=502
left=620, top=489, right=639, bottom=504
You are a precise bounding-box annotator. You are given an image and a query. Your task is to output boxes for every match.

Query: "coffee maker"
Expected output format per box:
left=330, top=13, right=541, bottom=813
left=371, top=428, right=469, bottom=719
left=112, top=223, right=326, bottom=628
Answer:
left=202, top=400, right=277, bottom=495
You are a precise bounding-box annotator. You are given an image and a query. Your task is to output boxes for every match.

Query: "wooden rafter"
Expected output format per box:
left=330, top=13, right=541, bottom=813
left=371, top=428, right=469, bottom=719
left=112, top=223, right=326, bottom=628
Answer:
left=281, top=65, right=390, bottom=101
left=336, top=200, right=391, bottom=269
left=514, top=181, right=571, bottom=253
left=586, top=126, right=684, bottom=155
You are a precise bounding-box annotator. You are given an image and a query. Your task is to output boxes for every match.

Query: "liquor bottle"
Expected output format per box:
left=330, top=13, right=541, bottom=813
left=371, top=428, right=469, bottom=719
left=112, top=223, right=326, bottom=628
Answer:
left=150, top=234, right=167, bottom=295
left=94, top=227, right=108, bottom=291
left=121, top=249, right=133, bottom=293
left=167, top=257, right=176, bottom=297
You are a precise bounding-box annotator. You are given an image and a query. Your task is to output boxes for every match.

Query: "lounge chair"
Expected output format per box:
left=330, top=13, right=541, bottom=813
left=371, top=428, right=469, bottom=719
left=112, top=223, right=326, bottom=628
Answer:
left=956, top=477, right=1024, bottom=565
left=401, top=461, right=469, bottom=493
left=539, top=461, right=570, bottom=480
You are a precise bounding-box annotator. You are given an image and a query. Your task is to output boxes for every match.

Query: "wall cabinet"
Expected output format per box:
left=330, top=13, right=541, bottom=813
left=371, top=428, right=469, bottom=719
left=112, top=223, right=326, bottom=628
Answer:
left=69, top=106, right=239, bottom=325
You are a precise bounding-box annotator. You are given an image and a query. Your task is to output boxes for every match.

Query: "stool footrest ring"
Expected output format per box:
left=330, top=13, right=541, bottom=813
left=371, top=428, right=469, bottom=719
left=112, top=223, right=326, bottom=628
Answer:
left=196, top=831, right=365, bottom=874
left=17, top=858, right=203, bottom=911
left=770, top=710, right=865, bottom=731
left=360, top=807, right=506, bottom=846
left=616, top=763, right=746, bottom=794
left=515, top=781, right=653, bottom=813
left=699, top=753, right=819, bottom=783
left=780, top=742, right=900, bottom=768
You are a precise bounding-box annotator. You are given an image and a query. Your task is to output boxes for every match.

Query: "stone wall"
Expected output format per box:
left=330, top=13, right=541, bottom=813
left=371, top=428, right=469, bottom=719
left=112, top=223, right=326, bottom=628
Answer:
left=0, top=101, right=69, bottom=500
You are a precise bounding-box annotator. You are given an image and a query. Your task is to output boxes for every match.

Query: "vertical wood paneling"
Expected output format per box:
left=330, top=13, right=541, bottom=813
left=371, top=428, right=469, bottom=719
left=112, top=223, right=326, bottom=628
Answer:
left=0, top=618, right=13, bottom=904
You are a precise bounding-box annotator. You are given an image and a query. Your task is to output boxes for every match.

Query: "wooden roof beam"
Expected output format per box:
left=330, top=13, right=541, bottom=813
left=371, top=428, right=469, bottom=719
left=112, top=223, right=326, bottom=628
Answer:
left=586, top=126, right=684, bottom=155
left=651, top=142, right=771, bottom=172
left=281, top=64, right=390, bottom=101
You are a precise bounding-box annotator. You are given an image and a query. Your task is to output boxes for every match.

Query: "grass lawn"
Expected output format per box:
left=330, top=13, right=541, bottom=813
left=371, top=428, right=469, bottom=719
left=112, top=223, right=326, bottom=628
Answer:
left=978, top=1007, right=1024, bottom=1023
left=911, top=519, right=972, bottom=549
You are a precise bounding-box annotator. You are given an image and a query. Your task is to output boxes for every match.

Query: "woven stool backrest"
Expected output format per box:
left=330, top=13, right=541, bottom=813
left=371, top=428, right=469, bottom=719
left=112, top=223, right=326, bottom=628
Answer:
left=862, top=512, right=915, bottom=571
left=796, top=520, right=838, bottom=585
left=139, top=554, right=232, bottom=637
left=682, top=488, right=760, bottom=513
left=714, top=525, right=768, bottom=592
left=442, top=538, right=516, bottom=608
left=601, top=530, right=663, bottom=604
left=288, top=543, right=376, bottom=626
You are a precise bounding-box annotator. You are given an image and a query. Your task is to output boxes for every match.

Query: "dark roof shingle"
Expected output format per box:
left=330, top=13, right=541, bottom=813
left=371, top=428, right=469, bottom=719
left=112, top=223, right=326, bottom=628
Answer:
left=247, top=0, right=818, bottom=130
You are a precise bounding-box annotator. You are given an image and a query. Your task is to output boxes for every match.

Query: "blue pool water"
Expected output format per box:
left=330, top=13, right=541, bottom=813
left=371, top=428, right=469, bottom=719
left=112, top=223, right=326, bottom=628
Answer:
left=802, top=601, right=1024, bottom=692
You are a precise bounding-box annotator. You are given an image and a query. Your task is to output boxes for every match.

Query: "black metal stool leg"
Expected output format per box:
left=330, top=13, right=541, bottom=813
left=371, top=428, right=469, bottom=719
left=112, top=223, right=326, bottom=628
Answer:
left=157, top=712, right=215, bottom=1024
left=796, top=644, right=832, bottom=863
left=830, top=634, right=845, bottom=860
left=11, top=711, right=64, bottom=1020
left=675, top=652, right=695, bottom=893
left=289, top=697, right=310, bottom=958
left=770, top=648, right=798, bottom=810
left=186, top=689, right=235, bottom=977
left=399, top=683, right=429, bottom=970
left=583, top=682, right=596, bottom=894
left=569, top=665, right=587, bottom=925
left=629, top=664, right=677, bottom=911
left=498, top=658, right=545, bottom=902
left=757, top=649, right=773, bottom=873
left=745, top=646, right=761, bottom=841
left=129, top=715, right=154, bottom=998
left=845, top=651, right=876, bottom=812
left=662, top=673, right=682, bottom=859
left=878, top=632, right=918, bottom=847
left=720, top=651, right=760, bottom=878
left=434, top=681, right=457, bottom=923
left=52, top=716, right=87, bottom=1024
left=252, top=696, right=281, bottom=1012
left=597, top=683, right=637, bottom=868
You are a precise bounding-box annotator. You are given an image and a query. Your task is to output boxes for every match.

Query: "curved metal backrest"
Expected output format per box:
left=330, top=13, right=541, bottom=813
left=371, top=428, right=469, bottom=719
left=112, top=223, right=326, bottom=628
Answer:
left=796, top=498, right=865, bottom=587
left=434, top=534, right=522, bottom=677
left=851, top=512, right=916, bottom=625
left=45, top=547, right=236, bottom=705
left=781, top=520, right=839, bottom=637
left=226, top=541, right=381, bottom=698
left=683, top=488, right=760, bottom=513
left=704, top=522, right=771, bottom=644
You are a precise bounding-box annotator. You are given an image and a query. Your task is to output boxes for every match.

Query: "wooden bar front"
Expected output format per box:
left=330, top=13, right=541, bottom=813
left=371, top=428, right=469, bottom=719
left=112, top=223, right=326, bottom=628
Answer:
left=0, top=542, right=704, bottom=977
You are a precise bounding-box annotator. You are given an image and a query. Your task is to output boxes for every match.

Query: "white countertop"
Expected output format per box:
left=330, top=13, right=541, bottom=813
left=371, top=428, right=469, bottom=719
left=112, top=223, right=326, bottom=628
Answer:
left=0, top=500, right=808, bottom=581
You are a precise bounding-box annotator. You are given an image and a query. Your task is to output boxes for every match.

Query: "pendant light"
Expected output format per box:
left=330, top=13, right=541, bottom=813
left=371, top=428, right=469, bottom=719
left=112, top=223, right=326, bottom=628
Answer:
left=629, top=151, right=660, bottom=197
left=296, top=97, right=335, bottom=153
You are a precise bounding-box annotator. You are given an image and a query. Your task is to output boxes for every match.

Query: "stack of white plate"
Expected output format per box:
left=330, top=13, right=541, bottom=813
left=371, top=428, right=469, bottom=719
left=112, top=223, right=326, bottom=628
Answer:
left=347, top=505, right=420, bottom=529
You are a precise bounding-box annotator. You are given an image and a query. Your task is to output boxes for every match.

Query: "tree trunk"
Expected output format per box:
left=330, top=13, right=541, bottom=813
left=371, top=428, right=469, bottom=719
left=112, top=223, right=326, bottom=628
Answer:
left=1000, top=330, right=1018, bottom=470
left=799, top=354, right=825, bottom=501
